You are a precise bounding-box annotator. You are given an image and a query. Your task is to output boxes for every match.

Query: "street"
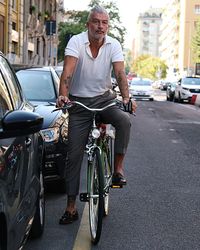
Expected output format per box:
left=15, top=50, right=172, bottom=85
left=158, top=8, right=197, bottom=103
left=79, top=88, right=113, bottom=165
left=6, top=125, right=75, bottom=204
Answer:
left=24, top=90, right=200, bottom=250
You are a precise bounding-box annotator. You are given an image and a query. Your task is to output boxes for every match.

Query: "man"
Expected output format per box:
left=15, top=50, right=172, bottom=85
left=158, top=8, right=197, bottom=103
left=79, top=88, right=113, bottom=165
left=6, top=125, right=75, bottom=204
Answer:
left=57, top=5, right=137, bottom=224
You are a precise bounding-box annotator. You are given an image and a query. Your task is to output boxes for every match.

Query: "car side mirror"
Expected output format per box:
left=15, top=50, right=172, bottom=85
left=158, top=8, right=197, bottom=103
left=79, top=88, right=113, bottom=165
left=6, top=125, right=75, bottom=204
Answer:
left=0, top=110, right=43, bottom=139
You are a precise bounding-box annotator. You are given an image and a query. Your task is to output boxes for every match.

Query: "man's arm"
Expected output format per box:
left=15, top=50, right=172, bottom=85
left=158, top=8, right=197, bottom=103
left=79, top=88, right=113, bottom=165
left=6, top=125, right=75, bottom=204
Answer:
left=57, top=55, right=77, bottom=106
left=113, top=61, right=129, bottom=102
left=113, top=61, right=137, bottom=113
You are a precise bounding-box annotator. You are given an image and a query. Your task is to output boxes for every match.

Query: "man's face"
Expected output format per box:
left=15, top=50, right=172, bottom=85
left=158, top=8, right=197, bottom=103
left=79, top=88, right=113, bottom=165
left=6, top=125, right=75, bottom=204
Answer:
left=87, top=12, right=109, bottom=41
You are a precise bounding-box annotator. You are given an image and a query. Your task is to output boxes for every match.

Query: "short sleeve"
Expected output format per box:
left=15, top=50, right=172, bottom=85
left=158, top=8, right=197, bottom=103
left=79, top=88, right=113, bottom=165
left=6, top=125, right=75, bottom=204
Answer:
left=111, top=39, right=124, bottom=63
left=65, top=35, right=79, bottom=58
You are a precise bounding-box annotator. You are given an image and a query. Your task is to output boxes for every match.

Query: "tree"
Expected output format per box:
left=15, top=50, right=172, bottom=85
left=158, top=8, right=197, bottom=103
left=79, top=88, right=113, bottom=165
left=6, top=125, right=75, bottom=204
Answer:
left=124, top=49, right=133, bottom=74
left=57, top=0, right=126, bottom=62
left=191, top=20, right=200, bottom=63
left=131, top=55, right=168, bottom=80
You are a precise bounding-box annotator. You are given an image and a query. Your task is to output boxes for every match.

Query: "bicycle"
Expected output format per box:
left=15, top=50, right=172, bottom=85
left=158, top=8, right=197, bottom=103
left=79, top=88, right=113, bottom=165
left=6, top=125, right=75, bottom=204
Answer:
left=53, top=98, right=134, bottom=244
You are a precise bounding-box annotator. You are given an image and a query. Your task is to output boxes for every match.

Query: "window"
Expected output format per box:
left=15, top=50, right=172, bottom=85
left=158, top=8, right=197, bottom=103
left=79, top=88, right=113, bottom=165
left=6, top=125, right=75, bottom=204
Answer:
left=0, top=15, right=4, bottom=53
left=12, top=22, right=16, bottom=30
left=195, top=5, right=200, bottom=14
left=0, top=56, right=22, bottom=109
left=12, top=0, right=17, bottom=10
left=0, top=72, right=12, bottom=120
left=11, top=41, right=17, bottom=54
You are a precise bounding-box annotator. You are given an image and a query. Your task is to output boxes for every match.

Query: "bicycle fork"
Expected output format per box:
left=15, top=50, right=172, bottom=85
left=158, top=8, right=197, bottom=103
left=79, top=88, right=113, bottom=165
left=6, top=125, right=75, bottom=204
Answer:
left=80, top=145, right=101, bottom=202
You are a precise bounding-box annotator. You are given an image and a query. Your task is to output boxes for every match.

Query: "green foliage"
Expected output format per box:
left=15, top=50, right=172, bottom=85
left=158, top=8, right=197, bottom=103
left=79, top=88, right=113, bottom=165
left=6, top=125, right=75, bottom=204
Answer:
left=124, top=49, right=133, bottom=74
left=57, top=0, right=126, bottom=62
left=131, top=55, right=168, bottom=80
left=191, top=20, right=200, bottom=63
left=57, top=11, right=88, bottom=61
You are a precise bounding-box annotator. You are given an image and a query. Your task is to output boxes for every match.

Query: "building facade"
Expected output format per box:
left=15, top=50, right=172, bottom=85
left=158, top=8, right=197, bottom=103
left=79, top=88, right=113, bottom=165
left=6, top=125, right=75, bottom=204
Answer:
left=160, top=0, right=200, bottom=78
left=0, top=0, right=64, bottom=65
left=133, top=7, right=162, bottom=59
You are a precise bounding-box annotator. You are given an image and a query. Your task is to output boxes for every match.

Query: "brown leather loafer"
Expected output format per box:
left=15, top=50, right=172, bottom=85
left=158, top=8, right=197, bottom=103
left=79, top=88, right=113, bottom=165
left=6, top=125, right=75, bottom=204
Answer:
left=112, top=173, right=127, bottom=185
left=59, top=210, right=79, bottom=225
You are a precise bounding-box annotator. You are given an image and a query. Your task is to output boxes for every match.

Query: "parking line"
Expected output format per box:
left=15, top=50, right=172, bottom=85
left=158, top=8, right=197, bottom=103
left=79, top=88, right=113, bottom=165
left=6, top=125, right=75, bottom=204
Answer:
left=72, top=204, right=91, bottom=250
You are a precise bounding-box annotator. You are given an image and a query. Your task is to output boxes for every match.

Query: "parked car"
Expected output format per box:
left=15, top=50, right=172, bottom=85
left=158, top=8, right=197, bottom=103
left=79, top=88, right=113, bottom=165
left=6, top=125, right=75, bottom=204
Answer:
left=174, top=76, right=200, bottom=103
left=13, top=65, right=69, bottom=193
left=54, top=65, right=63, bottom=78
left=129, top=77, right=154, bottom=101
left=0, top=52, right=45, bottom=250
left=159, top=80, right=169, bottom=90
left=166, top=82, right=177, bottom=101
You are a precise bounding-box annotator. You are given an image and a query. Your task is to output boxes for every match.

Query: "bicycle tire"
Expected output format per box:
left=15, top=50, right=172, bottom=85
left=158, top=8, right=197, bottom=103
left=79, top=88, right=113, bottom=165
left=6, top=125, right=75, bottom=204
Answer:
left=88, top=148, right=104, bottom=245
left=103, top=136, right=113, bottom=216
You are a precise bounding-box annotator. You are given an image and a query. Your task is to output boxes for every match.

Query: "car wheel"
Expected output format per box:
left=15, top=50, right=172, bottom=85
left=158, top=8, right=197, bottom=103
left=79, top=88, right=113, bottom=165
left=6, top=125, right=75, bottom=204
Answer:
left=178, top=93, right=183, bottom=103
left=29, top=171, right=45, bottom=239
left=173, top=95, right=178, bottom=102
left=149, top=98, right=154, bottom=101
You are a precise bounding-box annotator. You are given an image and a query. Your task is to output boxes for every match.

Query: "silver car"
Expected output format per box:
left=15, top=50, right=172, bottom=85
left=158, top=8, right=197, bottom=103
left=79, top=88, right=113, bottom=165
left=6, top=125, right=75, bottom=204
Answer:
left=129, top=78, right=154, bottom=101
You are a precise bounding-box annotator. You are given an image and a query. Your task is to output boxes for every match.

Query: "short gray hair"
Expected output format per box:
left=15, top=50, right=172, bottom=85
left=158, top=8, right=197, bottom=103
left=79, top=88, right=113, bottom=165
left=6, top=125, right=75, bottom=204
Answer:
left=87, top=5, right=109, bottom=21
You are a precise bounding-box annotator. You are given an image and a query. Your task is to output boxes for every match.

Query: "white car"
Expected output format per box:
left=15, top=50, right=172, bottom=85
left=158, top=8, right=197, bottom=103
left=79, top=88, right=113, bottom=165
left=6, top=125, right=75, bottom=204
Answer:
left=174, top=77, right=200, bottom=102
left=129, top=77, right=154, bottom=101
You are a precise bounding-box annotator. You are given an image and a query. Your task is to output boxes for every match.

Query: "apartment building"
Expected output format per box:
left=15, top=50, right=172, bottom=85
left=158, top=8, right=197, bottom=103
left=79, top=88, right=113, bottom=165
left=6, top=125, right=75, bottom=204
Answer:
left=133, top=7, right=162, bottom=59
left=0, top=0, right=62, bottom=65
left=160, top=0, right=200, bottom=78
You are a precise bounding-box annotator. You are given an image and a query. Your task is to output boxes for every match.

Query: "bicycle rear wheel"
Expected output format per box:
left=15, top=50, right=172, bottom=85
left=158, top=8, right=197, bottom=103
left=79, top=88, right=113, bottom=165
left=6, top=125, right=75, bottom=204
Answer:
left=88, top=148, right=104, bottom=245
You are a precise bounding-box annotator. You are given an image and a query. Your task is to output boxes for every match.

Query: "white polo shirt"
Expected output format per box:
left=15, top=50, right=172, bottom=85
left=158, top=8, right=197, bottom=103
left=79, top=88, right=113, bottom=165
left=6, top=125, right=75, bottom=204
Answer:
left=65, top=31, right=124, bottom=97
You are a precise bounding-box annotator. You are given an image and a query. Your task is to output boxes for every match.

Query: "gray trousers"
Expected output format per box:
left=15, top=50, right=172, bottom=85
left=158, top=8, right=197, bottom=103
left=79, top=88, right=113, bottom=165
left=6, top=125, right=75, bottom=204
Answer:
left=66, top=90, right=131, bottom=196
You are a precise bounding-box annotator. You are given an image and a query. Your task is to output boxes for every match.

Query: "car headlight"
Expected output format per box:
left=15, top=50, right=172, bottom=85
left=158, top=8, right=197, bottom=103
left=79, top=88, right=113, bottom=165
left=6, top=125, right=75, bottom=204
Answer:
left=41, top=127, right=59, bottom=142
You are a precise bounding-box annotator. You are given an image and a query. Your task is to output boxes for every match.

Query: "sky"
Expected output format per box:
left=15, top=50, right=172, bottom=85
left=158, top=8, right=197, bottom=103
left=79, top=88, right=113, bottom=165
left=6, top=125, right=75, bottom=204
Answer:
left=64, top=0, right=168, bottom=49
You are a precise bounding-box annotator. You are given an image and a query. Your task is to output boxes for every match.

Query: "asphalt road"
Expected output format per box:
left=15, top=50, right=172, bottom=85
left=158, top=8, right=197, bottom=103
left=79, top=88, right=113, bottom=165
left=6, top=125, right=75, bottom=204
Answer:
left=24, top=90, right=200, bottom=250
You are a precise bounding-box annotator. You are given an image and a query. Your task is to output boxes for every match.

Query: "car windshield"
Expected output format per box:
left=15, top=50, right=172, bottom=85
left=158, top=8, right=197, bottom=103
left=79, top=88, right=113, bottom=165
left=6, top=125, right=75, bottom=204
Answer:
left=55, top=69, right=62, bottom=77
left=131, top=79, right=152, bottom=86
left=16, top=70, right=56, bottom=101
left=182, top=78, right=200, bottom=85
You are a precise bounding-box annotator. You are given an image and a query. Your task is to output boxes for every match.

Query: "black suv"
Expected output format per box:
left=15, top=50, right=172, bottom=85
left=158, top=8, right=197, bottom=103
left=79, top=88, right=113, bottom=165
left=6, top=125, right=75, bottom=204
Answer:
left=0, top=52, right=45, bottom=249
left=13, top=65, right=69, bottom=193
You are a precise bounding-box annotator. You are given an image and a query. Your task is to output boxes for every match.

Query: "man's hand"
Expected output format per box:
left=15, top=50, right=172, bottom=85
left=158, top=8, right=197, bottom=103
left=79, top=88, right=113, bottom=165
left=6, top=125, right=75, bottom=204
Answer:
left=131, top=99, right=137, bottom=113
left=56, top=95, right=70, bottom=107
left=123, top=97, right=137, bottom=114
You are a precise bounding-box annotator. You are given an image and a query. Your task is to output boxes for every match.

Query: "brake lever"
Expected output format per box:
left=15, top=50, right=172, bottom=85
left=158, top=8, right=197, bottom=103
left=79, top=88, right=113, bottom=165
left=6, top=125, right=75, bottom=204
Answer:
left=52, top=101, right=73, bottom=113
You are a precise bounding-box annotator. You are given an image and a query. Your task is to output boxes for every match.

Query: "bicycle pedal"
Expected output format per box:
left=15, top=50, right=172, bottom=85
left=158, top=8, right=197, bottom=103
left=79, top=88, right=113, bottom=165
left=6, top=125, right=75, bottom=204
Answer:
left=110, top=184, right=123, bottom=188
left=80, top=193, right=89, bottom=202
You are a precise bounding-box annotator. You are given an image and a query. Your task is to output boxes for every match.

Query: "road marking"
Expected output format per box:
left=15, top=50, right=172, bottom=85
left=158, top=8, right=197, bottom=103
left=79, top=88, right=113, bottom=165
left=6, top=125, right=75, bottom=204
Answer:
left=73, top=204, right=91, bottom=250
left=171, top=139, right=182, bottom=144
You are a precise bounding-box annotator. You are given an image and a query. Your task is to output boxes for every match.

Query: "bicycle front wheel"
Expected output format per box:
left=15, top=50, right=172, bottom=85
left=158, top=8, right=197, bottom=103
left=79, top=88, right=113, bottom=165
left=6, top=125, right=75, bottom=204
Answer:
left=88, top=148, right=104, bottom=245
left=102, top=137, right=113, bottom=216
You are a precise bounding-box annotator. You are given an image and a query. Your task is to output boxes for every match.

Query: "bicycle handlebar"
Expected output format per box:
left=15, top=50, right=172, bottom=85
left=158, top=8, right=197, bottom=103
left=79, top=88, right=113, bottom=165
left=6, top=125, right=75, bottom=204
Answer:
left=52, top=99, right=136, bottom=116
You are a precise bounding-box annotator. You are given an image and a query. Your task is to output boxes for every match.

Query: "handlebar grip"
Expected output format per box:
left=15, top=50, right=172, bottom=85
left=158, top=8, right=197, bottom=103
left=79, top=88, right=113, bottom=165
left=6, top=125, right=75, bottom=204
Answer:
left=52, top=102, right=73, bottom=113
left=123, top=98, right=134, bottom=114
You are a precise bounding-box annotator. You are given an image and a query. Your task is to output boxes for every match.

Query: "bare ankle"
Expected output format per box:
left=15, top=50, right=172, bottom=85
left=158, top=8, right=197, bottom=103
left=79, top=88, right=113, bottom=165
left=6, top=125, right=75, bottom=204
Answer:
left=114, top=153, right=125, bottom=174
left=66, top=195, right=77, bottom=213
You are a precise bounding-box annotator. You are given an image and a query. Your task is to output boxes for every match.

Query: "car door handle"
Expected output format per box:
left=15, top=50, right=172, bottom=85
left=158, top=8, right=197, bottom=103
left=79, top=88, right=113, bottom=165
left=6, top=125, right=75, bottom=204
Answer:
left=25, top=137, right=32, bottom=147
